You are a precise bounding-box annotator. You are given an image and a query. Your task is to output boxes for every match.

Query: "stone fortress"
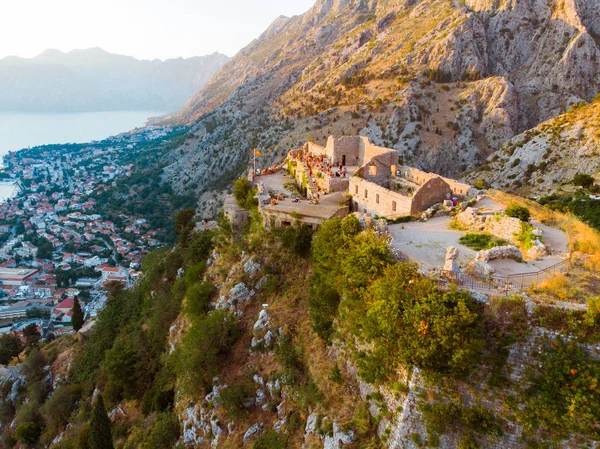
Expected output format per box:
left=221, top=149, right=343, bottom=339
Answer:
left=278, top=135, right=477, bottom=225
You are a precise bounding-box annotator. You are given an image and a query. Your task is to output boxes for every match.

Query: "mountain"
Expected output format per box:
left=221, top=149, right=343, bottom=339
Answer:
left=465, top=96, right=600, bottom=196
left=161, top=0, right=600, bottom=201
left=0, top=48, right=230, bottom=113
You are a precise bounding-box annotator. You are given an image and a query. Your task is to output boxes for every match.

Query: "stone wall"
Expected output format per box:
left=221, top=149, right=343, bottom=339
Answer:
left=399, top=165, right=477, bottom=197
left=410, top=177, right=453, bottom=214
left=262, top=207, right=346, bottom=229
left=325, top=136, right=361, bottom=166
left=361, top=159, right=393, bottom=185
left=224, top=195, right=250, bottom=232
left=360, top=137, right=398, bottom=166
left=457, top=208, right=524, bottom=243
left=483, top=214, right=524, bottom=243
left=457, top=208, right=548, bottom=258
left=350, top=177, right=412, bottom=218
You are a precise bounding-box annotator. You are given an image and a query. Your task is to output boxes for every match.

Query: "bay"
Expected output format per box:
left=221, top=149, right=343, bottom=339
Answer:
left=0, top=110, right=164, bottom=158
left=0, top=110, right=164, bottom=202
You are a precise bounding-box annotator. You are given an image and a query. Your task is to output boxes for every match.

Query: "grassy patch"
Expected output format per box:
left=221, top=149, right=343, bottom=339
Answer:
left=449, top=219, right=468, bottom=231
left=530, top=274, right=581, bottom=302
left=459, top=233, right=509, bottom=251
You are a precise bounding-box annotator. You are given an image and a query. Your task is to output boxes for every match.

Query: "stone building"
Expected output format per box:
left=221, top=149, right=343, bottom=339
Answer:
left=262, top=135, right=477, bottom=227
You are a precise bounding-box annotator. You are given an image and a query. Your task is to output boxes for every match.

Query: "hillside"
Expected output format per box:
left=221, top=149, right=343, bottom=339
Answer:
left=3, top=198, right=600, bottom=448
left=161, top=0, right=600, bottom=201
left=0, top=48, right=229, bottom=113
left=465, top=97, right=600, bottom=196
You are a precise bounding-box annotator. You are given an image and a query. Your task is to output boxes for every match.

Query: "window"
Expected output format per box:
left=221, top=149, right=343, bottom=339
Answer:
left=369, top=164, right=377, bottom=176
left=392, top=201, right=397, bottom=212
left=355, top=185, right=358, bottom=194
left=376, top=194, right=379, bottom=204
left=364, top=189, right=368, bottom=199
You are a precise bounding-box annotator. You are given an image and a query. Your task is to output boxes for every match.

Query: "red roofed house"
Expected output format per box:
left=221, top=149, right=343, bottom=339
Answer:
left=52, top=297, right=74, bottom=322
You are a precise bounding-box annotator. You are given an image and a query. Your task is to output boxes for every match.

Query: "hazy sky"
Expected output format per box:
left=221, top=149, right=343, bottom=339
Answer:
left=0, top=0, right=316, bottom=60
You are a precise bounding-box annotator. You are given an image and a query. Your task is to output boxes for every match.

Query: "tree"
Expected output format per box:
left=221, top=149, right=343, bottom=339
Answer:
left=278, top=222, right=314, bottom=258
left=72, top=296, right=84, bottom=332
left=573, top=173, right=595, bottom=189
left=356, top=263, right=482, bottom=383
left=0, top=333, right=23, bottom=364
left=22, top=348, right=46, bottom=383
left=14, top=402, right=45, bottom=446
left=23, top=324, right=41, bottom=349
left=232, top=177, right=257, bottom=210
left=505, top=204, right=531, bottom=222
left=88, top=394, right=114, bottom=449
left=104, top=335, right=145, bottom=401
left=187, top=230, right=214, bottom=264
left=175, top=208, right=196, bottom=247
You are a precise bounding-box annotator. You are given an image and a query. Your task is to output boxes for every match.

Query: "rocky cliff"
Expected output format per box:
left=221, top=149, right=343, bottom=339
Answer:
left=464, top=97, right=600, bottom=196
left=162, top=0, right=600, bottom=201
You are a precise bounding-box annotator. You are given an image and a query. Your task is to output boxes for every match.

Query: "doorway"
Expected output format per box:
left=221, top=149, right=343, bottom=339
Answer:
left=341, top=155, right=346, bottom=166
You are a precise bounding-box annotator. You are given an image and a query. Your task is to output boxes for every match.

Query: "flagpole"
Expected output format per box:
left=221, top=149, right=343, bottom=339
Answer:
left=253, top=148, right=256, bottom=180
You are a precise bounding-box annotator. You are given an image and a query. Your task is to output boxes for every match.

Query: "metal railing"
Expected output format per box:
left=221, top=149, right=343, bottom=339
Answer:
left=436, top=258, right=570, bottom=293
left=391, top=245, right=571, bottom=293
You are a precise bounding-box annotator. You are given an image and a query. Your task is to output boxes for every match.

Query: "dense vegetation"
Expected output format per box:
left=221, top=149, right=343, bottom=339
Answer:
left=3, top=190, right=600, bottom=448
left=540, top=191, right=600, bottom=231
left=92, top=130, right=197, bottom=243
left=0, top=209, right=217, bottom=448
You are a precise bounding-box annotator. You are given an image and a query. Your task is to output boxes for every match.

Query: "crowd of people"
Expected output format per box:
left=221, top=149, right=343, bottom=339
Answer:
left=296, top=151, right=348, bottom=180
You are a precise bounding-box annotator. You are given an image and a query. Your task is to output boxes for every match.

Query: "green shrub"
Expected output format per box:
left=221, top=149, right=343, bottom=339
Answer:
left=573, top=173, right=595, bottom=188
left=277, top=222, right=314, bottom=258
left=143, top=412, right=180, bottom=449
left=220, top=383, right=255, bottom=419
left=175, top=310, right=240, bottom=396
left=41, top=384, right=81, bottom=434
left=516, top=222, right=536, bottom=249
left=275, top=335, right=305, bottom=386
left=421, top=402, right=502, bottom=443
left=329, top=364, right=343, bottom=384
left=505, top=204, right=531, bottom=222
left=474, top=178, right=487, bottom=190
left=187, top=231, right=214, bottom=265
left=184, top=282, right=215, bottom=317
left=523, top=338, right=600, bottom=437
left=459, top=233, right=508, bottom=251
left=15, top=402, right=45, bottom=446
left=252, top=430, right=287, bottom=449
left=357, top=263, right=482, bottom=383
left=233, top=178, right=258, bottom=210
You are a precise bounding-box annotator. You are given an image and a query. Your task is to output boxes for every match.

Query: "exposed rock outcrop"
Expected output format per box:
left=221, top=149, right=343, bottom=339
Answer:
left=161, top=0, right=600, bottom=197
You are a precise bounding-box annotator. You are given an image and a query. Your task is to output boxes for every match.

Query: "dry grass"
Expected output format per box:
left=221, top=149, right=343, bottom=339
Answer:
left=530, top=274, right=581, bottom=302
left=488, top=189, right=600, bottom=257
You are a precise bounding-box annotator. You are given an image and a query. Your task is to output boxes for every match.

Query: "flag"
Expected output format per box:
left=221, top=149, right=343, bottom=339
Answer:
left=254, top=148, right=262, bottom=156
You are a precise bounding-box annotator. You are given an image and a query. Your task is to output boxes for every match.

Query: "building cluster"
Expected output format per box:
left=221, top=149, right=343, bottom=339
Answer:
left=257, top=136, right=479, bottom=228
left=0, top=126, right=173, bottom=339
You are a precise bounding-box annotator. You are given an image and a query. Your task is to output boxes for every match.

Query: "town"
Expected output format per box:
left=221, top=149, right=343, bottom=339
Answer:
left=0, top=125, right=177, bottom=339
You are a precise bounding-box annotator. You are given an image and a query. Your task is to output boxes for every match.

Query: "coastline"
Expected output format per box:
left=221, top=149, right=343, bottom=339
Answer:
left=0, top=180, right=18, bottom=204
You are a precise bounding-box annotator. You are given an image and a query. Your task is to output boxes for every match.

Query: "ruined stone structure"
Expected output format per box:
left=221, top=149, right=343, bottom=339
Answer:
left=285, top=136, right=477, bottom=220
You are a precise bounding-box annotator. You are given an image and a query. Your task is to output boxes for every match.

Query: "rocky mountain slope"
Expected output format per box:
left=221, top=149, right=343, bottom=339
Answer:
left=465, top=97, right=600, bottom=197
left=0, top=48, right=229, bottom=112
left=161, top=0, right=600, bottom=202
left=4, top=209, right=600, bottom=449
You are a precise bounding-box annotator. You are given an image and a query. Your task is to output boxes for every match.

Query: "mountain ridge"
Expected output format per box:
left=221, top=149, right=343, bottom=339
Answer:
left=0, top=48, right=230, bottom=113
left=161, top=0, right=600, bottom=203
